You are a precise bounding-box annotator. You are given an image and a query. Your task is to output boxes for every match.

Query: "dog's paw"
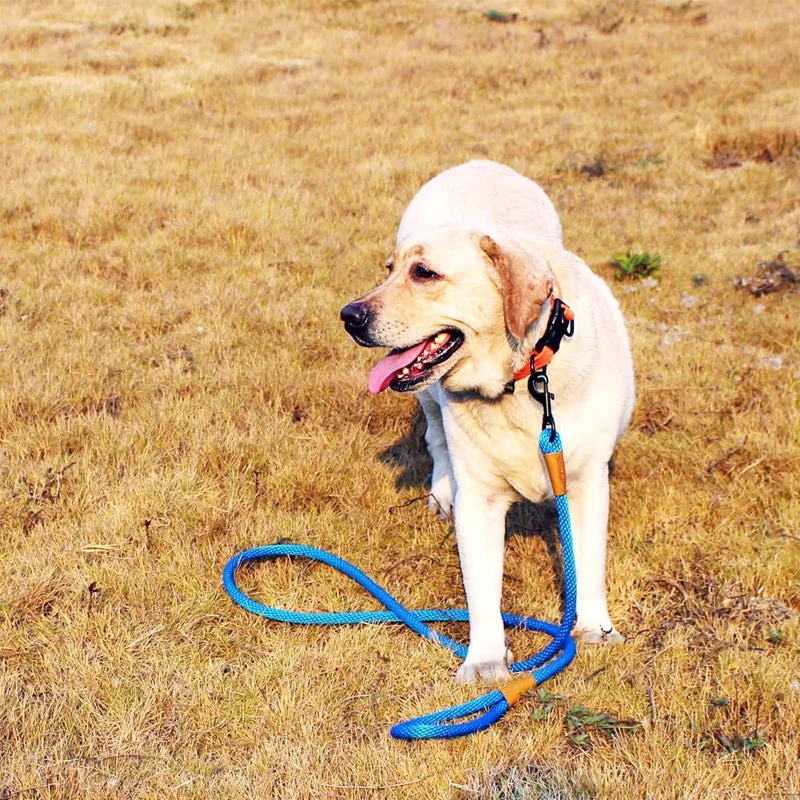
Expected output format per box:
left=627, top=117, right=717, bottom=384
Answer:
left=428, top=493, right=452, bottom=519
left=575, top=623, right=625, bottom=645
left=428, top=474, right=454, bottom=518
left=455, top=647, right=514, bottom=683
left=455, top=659, right=511, bottom=684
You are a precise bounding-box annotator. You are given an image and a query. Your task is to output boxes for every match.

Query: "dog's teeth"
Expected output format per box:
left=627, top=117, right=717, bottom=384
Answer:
left=434, top=333, right=448, bottom=344
left=401, top=368, right=410, bottom=376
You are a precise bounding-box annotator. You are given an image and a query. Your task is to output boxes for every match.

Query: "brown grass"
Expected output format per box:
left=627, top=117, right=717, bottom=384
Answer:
left=708, top=130, right=800, bottom=167
left=1, top=0, right=798, bottom=797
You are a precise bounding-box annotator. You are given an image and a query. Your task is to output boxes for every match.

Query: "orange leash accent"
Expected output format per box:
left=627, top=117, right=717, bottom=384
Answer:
left=500, top=674, right=537, bottom=707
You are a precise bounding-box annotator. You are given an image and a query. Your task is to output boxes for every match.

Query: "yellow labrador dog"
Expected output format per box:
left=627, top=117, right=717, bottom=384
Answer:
left=341, top=161, right=634, bottom=683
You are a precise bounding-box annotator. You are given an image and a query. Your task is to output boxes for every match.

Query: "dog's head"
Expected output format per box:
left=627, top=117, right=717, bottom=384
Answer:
left=341, top=227, right=554, bottom=398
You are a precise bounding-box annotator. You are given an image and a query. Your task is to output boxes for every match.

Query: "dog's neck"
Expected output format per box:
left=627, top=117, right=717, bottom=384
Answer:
left=444, top=260, right=572, bottom=400
left=508, top=255, right=574, bottom=378
left=509, top=299, right=554, bottom=377
left=441, top=298, right=560, bottom=402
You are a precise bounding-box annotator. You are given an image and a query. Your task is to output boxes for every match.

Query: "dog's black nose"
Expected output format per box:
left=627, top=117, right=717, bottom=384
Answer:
left=340, top=301, right=370, bottom=329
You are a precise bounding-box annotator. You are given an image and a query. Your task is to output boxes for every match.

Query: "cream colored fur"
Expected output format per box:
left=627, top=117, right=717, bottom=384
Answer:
left=357, top=161, right=635, bottom=683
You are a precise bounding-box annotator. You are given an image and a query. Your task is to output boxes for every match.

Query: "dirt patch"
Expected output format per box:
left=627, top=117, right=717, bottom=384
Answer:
left=735, top=252, right=798, bottom=297
left=641, top=550, right=794, bottom=655
left=633, top=396, right=677, bottom=435
left=708, top=129, right=799, bottom=168
left=4, top=573, right=68, bottom=625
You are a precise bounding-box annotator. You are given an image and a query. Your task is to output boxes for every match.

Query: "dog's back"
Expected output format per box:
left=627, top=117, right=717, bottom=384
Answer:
left=397, top=160, right=562, bottom=247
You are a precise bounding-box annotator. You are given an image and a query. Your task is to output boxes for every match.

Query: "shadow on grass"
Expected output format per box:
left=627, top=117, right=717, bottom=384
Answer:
left=378, top=407, right=563, bottom=591
left=378, top=405, right=431, bottom=491
left=507, top=499, right=563, bottom=596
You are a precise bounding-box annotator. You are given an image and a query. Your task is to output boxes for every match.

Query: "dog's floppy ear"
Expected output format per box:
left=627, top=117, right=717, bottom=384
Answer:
left=479, top=235, right=553, bottom=341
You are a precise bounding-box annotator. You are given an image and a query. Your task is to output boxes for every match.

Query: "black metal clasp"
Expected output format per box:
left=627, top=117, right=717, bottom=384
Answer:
left=532, top=297, right=574, bottom=361
left=528, top=369, right=556, bottom=436
left=528, top=297, right=575, bottom=437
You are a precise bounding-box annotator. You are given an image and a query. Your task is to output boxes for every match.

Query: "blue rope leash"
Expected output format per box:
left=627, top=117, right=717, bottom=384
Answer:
left=222, top=429, right=577, bottom=739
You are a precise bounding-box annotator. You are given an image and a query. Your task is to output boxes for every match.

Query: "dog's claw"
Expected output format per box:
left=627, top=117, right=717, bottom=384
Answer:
left=427, top=493, right=452, bottom=519
left=576, top=624, right=625, bottom=645
left=427, top=473, right=453, bottom=518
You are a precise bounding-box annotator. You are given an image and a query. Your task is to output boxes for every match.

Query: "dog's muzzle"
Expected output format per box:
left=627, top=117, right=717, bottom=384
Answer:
left=340, top=301, right=376, bottom=346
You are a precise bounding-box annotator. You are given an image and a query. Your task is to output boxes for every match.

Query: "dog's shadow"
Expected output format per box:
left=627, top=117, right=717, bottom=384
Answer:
left=379, top=408, right=563, bottom=592
left=378, top=406, right=432, bottom=491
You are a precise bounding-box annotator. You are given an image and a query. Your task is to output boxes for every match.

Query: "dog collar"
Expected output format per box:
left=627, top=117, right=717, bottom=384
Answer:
left=508, top=296, right=575, bottom=387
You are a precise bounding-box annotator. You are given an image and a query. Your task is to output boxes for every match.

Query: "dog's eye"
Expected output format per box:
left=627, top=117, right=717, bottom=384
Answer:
left=385, top=261, right=394, bottom=272
left=412, top=263, right=440, bottom=282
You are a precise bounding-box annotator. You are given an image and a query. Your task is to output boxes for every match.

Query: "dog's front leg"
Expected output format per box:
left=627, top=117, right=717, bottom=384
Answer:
left=453, top=478, right=513, bottom=683
left=570, top=460, right=624, bottom=644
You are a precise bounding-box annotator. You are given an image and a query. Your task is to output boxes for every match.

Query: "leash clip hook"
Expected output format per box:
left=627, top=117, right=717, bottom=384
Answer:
left=526, top=297, right=575, bottom=439
left=528, top=368, right=556, bottom=438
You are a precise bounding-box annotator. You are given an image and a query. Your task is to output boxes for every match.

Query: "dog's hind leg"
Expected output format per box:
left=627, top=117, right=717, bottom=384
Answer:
left=418, top=389, right=455, bottom=518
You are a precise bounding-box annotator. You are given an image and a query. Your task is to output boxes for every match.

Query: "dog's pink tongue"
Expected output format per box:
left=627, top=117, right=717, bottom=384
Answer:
left=368, top=341, right=428, bottom=394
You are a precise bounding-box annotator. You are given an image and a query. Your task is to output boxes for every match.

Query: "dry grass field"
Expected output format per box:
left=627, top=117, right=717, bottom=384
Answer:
left=1, top=0, right=799, bottom=797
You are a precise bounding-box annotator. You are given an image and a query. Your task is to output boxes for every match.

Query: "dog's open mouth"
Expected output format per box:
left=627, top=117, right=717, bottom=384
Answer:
left=368, top=330, right=464, bottom=394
